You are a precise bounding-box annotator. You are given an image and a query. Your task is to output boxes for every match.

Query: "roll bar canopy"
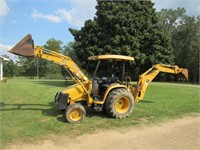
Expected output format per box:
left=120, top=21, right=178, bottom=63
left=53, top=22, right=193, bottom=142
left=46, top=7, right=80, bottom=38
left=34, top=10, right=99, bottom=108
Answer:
left=88, top=55, right=134, bottom=61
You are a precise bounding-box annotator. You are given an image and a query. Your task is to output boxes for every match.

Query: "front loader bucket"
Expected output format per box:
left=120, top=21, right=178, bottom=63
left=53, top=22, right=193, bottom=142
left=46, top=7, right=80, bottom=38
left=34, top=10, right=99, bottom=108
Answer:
left=178, top=69, right=189, bottom=81
left=9, top=34, right=35, bottom=57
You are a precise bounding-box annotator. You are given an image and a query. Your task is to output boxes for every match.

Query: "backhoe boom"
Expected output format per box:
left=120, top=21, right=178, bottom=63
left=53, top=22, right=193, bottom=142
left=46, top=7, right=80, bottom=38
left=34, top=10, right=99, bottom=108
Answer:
left=132, top=64, right=188, bottom=102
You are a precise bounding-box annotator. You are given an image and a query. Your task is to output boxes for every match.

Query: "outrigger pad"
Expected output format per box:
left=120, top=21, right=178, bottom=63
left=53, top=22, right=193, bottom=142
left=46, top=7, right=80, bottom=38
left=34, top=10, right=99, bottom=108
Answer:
left=9, top=34, right=35, bottom=57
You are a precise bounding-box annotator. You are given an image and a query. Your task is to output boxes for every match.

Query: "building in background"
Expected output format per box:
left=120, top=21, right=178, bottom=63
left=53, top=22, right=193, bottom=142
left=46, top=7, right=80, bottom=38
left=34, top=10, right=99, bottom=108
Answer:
left=0, top=56, right=10, bottom=80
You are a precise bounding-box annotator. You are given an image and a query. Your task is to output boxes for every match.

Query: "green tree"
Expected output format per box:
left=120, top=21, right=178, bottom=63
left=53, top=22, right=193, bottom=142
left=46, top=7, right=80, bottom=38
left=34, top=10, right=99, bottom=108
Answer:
left=17, top=56, right=37, bottom=79
left=157, top=8, right=199, bottom=82
left=44, top=38, right=63, bottom=53
left=16, top=38, right=64, bottom=79
left=2, top=55, right=16, bottom=78
left=157, top=8, right=186, bottom=39
left=70, top=0, right=174, bottom=79
left=62, top=42, right=78, bottom=63
left=42, top=38, right=63, bottom=79
left=61, top=42, right=80, bottom=77
left=172, top=16, right=199, bottom=82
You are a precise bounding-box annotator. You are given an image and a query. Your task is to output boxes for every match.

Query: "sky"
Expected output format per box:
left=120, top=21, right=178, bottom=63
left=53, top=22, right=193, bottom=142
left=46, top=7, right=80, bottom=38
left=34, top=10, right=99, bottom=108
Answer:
left=0, top=0, right=199, bottom=61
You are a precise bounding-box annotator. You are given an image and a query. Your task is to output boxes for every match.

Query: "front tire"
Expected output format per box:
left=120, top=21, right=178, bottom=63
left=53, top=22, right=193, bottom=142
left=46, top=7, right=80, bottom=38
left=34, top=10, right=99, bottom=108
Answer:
left=105, top=88, right=134, bottom=119
left=65, top=103, right=86, bottom=123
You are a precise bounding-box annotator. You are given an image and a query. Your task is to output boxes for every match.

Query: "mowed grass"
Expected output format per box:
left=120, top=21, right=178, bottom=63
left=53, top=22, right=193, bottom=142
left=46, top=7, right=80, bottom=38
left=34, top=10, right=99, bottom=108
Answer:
left=0, top=79, right=199, bottom=148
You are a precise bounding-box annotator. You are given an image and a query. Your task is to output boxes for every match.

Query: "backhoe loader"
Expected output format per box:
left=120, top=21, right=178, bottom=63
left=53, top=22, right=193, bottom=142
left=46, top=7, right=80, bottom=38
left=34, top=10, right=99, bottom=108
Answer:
left=9, top=34, right=188, bottom=123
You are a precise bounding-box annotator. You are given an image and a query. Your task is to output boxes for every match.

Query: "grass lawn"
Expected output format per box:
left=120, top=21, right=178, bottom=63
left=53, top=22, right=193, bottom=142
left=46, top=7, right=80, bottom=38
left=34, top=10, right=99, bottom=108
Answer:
left=0, top=78, right=199, bottom=148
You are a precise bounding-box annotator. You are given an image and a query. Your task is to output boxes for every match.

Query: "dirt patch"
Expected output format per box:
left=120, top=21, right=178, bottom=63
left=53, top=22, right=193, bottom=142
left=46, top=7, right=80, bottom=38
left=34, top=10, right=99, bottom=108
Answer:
left=5, top=116, right=200, bottom=150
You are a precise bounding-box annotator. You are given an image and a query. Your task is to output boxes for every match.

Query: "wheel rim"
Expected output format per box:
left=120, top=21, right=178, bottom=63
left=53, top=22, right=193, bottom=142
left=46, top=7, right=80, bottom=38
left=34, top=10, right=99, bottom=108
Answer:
left=115, top=97, right=130, bottom=113
left=69, top=109, right=83, bottom=121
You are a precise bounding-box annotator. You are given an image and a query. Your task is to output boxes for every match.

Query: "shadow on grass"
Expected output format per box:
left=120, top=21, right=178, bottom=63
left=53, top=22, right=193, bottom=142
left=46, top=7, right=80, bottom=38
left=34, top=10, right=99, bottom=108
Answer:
left=34, top=80, right=74, bottom=87
left=0, top=102, right=110, bottom=123
left=0, top=102, right=65, bottom=121
left=140, top=100, right=154, bottom=103
left=0, top=99, right=155, bottom=124
left=86, top=107, right=109, bottom=119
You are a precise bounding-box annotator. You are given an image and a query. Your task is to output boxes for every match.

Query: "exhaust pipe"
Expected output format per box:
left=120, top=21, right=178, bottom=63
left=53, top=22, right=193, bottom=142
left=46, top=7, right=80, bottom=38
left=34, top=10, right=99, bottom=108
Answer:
left=9, top=34, right=35, bottom=57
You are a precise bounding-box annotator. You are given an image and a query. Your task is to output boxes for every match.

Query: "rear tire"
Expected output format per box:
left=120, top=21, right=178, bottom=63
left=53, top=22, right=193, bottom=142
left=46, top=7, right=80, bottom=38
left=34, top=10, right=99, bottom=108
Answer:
left=105, top=88, right=134, bottom=119
left=65, top=103, right=86, bottom=123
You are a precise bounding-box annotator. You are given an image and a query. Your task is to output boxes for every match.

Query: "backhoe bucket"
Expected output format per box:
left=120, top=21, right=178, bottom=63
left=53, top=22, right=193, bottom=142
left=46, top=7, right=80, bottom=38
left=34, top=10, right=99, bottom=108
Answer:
left=9, top=34, right=35, bottom=57
left=178, top=69, right=189, bottom=81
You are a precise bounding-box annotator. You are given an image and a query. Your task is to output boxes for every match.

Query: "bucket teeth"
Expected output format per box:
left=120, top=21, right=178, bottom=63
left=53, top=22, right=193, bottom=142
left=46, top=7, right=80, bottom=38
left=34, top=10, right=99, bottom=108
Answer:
left=178, top=69, right=189, bottom=81
left=9, top=34, right=35, bottom=57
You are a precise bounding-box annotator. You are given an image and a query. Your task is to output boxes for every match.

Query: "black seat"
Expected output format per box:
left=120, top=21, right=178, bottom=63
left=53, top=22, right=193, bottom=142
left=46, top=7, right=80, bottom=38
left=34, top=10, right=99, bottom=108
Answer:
left=110, top=76, right=119, bottom=83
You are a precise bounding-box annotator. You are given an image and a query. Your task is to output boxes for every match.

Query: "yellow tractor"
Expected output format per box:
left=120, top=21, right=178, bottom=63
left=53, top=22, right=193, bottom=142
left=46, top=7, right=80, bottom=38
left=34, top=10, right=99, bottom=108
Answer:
left=9, top=34, right=188, bottom=123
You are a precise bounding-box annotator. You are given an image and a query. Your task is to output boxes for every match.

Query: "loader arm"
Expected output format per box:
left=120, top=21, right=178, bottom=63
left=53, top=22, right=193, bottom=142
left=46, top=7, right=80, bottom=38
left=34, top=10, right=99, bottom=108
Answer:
left=132, top=64, right=188, bottom=102
left=9, top=34, right=89, bottom=92
left=33, top=46, right=88, bottom=82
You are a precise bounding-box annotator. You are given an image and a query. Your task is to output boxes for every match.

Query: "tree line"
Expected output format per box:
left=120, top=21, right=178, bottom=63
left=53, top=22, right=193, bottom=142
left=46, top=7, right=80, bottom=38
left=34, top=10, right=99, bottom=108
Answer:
left=3, top=1, right=199, bottom=82
left=3, top=39, right=73, bottom=79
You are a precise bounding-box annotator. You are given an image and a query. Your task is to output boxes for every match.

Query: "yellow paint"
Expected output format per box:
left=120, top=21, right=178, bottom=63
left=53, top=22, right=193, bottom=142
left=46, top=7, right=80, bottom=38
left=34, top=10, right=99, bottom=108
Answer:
left=88, top=55, right=134, bottom=61
left=132, top=64, right=188, bottom=102
left=9, top=34, right=188, bottom=109
left=69, top=109, right=83, bottom=121
left=34, top=46, right=89, bottom=82
left=93, top=84, right=128, bottom=104
left=115, top=97, right=130, bottom=113
left=27, top=46, right=190, bottom=105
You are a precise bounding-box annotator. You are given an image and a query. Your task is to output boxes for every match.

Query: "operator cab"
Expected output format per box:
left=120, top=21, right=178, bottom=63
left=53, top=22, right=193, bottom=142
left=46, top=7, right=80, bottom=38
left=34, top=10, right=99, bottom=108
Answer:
left=86, top=55, right=134, bottom=101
